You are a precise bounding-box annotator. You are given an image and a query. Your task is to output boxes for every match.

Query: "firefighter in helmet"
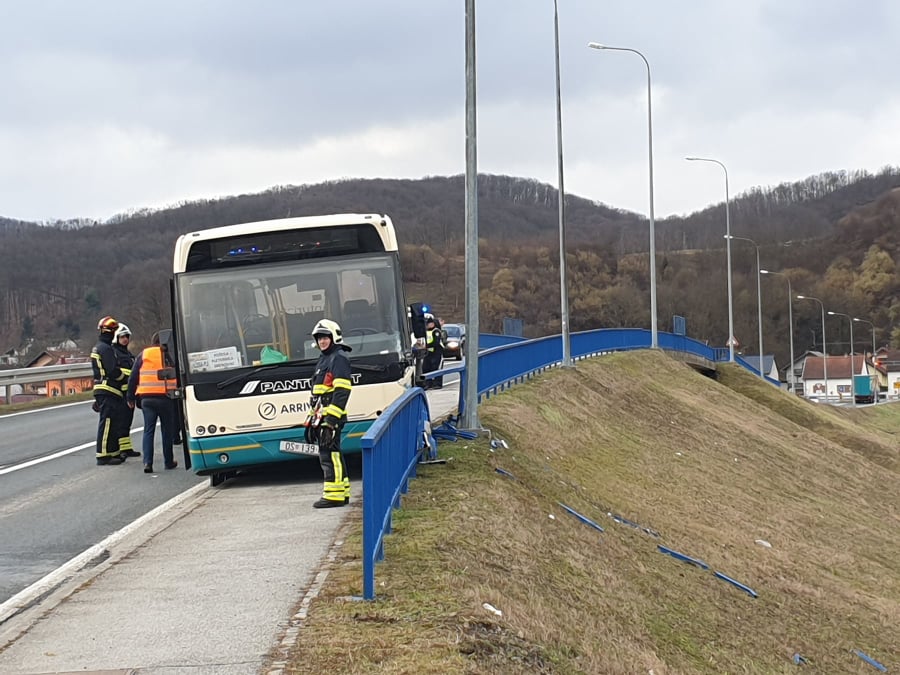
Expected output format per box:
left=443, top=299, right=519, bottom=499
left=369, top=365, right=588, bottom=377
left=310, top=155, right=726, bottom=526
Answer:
left=91, top=316, right=128, bottom=465
left=306, top=319, right=352, bottom=508
left=112, top=323, right=140, bottom=458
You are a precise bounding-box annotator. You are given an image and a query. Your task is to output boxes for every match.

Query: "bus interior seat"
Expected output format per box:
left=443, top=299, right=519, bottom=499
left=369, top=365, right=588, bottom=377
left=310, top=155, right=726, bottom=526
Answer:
left=343, top=299, right=379, bottom=330
left=287, top=311, right=325, bottom=359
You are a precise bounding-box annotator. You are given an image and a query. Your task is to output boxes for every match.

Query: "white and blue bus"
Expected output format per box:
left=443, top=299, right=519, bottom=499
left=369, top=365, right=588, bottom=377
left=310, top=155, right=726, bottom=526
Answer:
left=170, top=213, right=420, bottom=485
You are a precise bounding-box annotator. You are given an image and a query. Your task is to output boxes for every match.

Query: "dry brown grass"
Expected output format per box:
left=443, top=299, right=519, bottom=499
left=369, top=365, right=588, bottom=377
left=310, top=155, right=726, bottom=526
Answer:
left=282, top=350, right=899, bottom=674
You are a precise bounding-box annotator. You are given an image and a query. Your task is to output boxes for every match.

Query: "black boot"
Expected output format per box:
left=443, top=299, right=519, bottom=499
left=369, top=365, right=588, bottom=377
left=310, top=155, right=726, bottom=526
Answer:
left=97, top=455, right=125, bottom=466
left=312, top=498, right=346, bottom=509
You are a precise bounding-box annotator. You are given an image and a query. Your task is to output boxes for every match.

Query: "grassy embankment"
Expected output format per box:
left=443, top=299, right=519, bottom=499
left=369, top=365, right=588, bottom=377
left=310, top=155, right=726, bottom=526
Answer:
left=282, top=350, right=899, bottom=674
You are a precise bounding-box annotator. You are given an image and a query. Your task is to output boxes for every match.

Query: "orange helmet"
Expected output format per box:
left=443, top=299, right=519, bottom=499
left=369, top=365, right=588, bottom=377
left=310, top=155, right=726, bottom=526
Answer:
left=97, top=316, right=119, bottom=333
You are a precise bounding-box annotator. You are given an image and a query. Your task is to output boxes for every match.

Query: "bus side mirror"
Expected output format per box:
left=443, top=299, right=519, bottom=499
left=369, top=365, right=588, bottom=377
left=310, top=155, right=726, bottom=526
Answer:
left=158, top=328, right=176, bottom=353
left=408, top=303, right=427, bottom=339
left=157, top=367, right=177, bottom=381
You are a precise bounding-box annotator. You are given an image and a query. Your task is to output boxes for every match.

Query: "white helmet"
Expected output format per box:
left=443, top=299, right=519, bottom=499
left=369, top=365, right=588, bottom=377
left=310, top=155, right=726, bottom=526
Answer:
left=424, top=313, right=436, bottom=323
left=311, top=319, right=344, bottom=345
left=114, top=323, right=131, bottom=341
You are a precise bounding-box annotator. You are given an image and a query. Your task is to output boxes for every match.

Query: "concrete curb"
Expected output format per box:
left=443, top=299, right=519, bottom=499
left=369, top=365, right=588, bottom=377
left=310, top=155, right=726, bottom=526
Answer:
left=264, top=516, right=355, bottom=674
left=0, top=481, right=210, bottom=648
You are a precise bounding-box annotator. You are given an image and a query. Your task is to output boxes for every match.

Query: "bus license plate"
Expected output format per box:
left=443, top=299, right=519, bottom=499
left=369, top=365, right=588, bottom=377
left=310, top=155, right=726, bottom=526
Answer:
left=279, top=440, right=319, bottom=456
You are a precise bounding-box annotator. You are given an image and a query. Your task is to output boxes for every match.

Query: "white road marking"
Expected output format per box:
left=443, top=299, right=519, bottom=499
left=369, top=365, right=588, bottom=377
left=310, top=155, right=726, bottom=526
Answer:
left=0, top=401, right=93, bottom=419
left=0, top=481, right=208, bottom=625
left=0, top=427, right=145, bottom=476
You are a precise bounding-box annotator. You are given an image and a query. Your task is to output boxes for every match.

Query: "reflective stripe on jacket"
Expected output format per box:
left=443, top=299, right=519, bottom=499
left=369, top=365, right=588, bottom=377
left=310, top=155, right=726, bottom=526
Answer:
left=311, top=346, right=352, bottom=424
left=135, top=346, right=174, bottom=396
left=426, top=327, right=444, bottom=354
left=114, top=343, right=135, bottom=393
left=91, top=338, right=124, bottom=397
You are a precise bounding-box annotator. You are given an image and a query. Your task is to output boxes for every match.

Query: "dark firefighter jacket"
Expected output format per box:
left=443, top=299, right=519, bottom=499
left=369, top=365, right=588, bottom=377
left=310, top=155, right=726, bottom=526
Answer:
left=312, top=342, right=353, bottom=427
left=91, top=333, right=126, bottom=397
left=113, top=342, right=135, bottom=395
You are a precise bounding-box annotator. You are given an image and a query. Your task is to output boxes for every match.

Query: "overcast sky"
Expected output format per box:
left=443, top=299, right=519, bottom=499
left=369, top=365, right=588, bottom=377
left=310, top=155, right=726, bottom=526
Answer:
left=1, top=1, right=898, bottom=222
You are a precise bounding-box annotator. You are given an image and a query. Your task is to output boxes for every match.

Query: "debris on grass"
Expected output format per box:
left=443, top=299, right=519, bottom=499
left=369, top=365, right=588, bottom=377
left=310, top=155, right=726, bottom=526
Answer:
left=713, top=571, right=758, bottom=598
left=852, top=649, right=887, bottom=671
left=657, top=545, right=709, bottom=570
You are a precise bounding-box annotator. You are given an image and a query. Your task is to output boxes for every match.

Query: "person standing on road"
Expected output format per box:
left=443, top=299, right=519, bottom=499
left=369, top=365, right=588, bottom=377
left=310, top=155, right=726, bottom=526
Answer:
left=422, top=313, right=445, bottom=389
left=112, top=323, right=140, bottom=458
left=127, top=332, right=178, bottom=474
left=91, top=316, right=128, bottom=465
left=307, top=319, right=352, bottom=508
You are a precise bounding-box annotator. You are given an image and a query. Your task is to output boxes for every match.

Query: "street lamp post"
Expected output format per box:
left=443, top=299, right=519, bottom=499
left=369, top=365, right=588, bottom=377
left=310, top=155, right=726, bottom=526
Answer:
left=686, top=156, right=734, bottom=362
left=553, top=0, right=572, bottom=368
left=853, top=317, right=877, bottom=404
left=852, top=317, right=877, bottom=357
left=797, top=295, right=828, bottom=402
left=828, top=311, right=855, bottom=407
left=588, top=41, right=657, bottom=349
left=461, top=0, right=479, bottom=430
left=726, top=235, right=764, bottom=379
left=760, top=269, right=794, bottom=393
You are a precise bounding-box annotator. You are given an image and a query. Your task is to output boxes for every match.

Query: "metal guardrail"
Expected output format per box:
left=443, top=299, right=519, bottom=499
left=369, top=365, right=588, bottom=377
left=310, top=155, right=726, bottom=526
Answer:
left=0, top=363, right=93, bottom=404
left=360, top=388, right=431, bottom=600
left=0, top=363, right=92, bottom=387
left=361, top=328, right=744, bottom=598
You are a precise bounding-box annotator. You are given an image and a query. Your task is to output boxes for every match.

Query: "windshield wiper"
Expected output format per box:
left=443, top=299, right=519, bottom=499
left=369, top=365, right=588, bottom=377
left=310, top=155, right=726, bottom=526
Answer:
left=353, top=363, right=388, bottom=372
left=216, top=358, right=316, bottom=390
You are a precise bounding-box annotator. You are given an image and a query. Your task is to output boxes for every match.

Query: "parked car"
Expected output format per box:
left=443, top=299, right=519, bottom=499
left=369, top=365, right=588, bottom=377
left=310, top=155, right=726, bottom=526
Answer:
left=441, top=323, right=466, bottom=360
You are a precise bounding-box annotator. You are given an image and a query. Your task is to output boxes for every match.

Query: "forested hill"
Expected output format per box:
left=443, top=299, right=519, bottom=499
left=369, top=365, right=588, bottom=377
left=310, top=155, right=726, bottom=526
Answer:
left=1, top=168, right=899, bottom=361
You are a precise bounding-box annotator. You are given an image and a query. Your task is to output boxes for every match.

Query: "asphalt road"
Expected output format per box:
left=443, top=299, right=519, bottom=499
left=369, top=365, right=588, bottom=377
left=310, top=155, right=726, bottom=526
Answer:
left=0, top=401, right=204, bottom=604
left=0, top=379, right=462, bottom=607
left=0, top=385, right=461, bottom=673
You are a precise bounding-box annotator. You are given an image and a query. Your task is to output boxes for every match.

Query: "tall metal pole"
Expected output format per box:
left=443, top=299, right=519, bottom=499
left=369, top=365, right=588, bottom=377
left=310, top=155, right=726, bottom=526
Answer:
left=829, top=311, right=855, bottom=407
left=461, top=0, right=479, bottom=430
left=727, top=235, right=764, bottom=379
left=853, top=317, right=876, bottom=357
left=588, top=42, right=657, bottom=348
left=553, top=0, right=571, bottom=367
left=798, top=295, right=828, bottom=402
left=760, top=270, right=794, bottom=394
left=755, top=246, right=763, bottom=378
left=686, top=157, right=733, bottom=362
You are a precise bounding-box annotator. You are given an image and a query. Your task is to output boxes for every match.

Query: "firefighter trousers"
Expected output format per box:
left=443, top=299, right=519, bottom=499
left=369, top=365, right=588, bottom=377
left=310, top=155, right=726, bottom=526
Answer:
left=318, top=432, right=350, bottom=503
left=95, top=394, right=129, bottom=460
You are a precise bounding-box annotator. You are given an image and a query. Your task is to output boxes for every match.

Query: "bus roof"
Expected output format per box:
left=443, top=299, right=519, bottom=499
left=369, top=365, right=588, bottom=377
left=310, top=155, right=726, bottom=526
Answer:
left=172, top=213, right=397, bottom=273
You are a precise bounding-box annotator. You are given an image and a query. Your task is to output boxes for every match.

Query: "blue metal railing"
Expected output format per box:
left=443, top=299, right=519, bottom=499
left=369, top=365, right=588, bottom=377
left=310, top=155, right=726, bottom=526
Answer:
left=360, top=388, right=431, bottom=599
left=360, top=328, right=766, bottom=598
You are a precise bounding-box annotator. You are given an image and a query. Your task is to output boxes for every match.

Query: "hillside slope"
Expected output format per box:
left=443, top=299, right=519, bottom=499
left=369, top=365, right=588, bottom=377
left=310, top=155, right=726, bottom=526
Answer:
left=286, top=351, right=899, bottom=674
left=3, top=169, right=900, bottom=351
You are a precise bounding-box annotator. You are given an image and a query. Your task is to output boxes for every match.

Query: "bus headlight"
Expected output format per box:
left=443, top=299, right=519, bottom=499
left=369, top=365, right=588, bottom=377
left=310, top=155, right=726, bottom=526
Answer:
left=207, top=424, right=217, bottom=434
left=218, top=454, right=230, bottom=464
left=196, top=426, right=206, bottom=436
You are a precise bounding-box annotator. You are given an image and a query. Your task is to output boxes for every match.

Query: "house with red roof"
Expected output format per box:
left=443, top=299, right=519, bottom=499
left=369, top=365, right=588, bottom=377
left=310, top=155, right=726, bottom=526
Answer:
left=800, top=354, right=884, bottom=402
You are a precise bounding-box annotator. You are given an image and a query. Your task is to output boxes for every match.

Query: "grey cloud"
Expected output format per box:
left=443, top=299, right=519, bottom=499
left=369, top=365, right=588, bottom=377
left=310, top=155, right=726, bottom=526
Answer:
left=0, top=0, right=898, bottom=219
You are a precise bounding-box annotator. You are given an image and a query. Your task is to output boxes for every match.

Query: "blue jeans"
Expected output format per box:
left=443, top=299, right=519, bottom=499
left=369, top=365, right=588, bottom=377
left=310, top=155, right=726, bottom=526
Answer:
left=140, top=396, right=176, bottom=467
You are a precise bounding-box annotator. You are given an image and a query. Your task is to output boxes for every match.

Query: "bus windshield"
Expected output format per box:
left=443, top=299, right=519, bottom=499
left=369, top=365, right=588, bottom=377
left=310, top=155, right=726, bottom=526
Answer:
left=176, top=254, right=404, bottom=375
